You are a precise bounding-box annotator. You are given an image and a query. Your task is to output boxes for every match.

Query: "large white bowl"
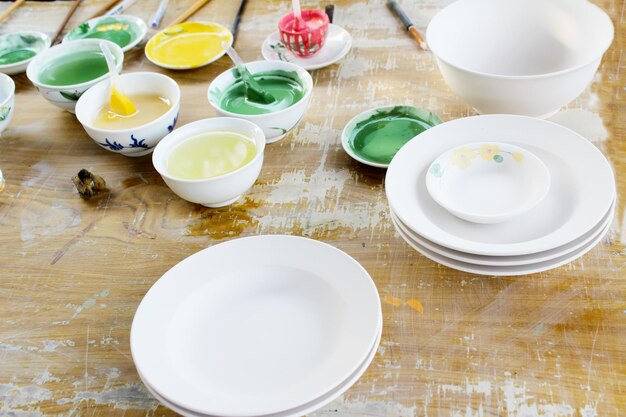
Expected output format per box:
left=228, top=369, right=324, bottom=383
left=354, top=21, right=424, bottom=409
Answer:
left=75, top=72, right=180, bottom=157
left=0, top=73, right=15, bottom=134
left=26, top=39, right=123, bottom=113
left=208, top=60, right=313, bottom=143
left=426, top=0, right=614, bottom=117
left=152, top=118, right=265, bottom=207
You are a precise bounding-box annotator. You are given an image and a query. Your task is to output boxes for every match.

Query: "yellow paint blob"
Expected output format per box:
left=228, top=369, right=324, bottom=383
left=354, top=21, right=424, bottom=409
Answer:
left=109, top=86, right=136, bottom=117
left=406, top=299, right=424, bottom=314
left=93, top=94, right=171, bottom=130
left=383, top=295, right=403, bottom=307
left=145, top=22, right=232, bottom=69
left=166, top=131, right=257, bottom=179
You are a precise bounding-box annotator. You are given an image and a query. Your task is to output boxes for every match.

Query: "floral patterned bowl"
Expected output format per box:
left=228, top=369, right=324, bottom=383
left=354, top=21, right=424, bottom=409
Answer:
left=75, top=72, right=180, bottom=157
left=26, top=39, right=123, bottom=113
left=0, top=73, right=15, bottom=134
left=426, top=142, right=551, bottom=224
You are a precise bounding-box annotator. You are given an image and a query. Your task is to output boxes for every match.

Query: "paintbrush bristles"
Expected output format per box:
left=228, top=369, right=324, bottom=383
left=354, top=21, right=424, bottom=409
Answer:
left=409, top=26, right=428, bottom=51
left=170, top=0, right=212, bottom=26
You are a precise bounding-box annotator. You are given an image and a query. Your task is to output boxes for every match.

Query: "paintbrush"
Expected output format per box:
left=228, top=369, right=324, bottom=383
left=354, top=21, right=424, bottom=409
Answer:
left=52, top=0, right=83, bottom=45
left=88, top=0, right=120, bottom=20
left=231, top=0, right=248, bottom=43
left=387, top=0, right=427, bottom=51
left=170, top=0, right=212, bottom=26
left=150, top=0, right=169, bottom=29
left=0, top=0, right=25, bottom=24
left=325, top=4, right=334, bottom=23
left=104, top=0, right=136, bottom=16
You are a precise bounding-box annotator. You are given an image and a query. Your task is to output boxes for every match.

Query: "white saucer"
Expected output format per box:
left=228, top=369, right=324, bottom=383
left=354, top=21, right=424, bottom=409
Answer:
left=391, top=199, right=613, bottom=266
left=261, top=24, right=352, bottom=70
left=386, top=115, right=615, bottom=256
left=139, top=321, right=382, bottom=417
left=391, top=211, right=612, bottom=276
left=131, top=235, right=381, bottom=417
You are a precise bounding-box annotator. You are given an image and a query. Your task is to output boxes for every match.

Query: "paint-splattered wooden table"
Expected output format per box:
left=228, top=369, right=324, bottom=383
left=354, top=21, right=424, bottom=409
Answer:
left=0, top=0, right=624, bottom=416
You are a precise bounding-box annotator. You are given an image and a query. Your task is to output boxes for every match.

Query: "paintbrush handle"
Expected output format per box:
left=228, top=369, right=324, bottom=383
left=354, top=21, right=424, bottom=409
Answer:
left=170, top=0, right=212, bottom=26
left=89, top=0, right=121, bottom=19
left=325, top=4, right=334, bottom=24
left=387, top=0, right=412, bottom=29
left=104, top=0, right=135, bottom=16
left=52, top=0, right=83, bottom=45
left=0, top=0, right=25, bottom=24
left=150, top=0, right=169, bottom=29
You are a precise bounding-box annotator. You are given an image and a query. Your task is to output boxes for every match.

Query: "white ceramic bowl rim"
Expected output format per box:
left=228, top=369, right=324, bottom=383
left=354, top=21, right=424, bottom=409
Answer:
left=0, top=73, right=16, bottom=107
left=0, top=31, right=51, bottom=70
left=426, top=141, right=551, bottom=219
left=26, top=39, right=123, bottom=90
left=426, top=0, right=615, bottom=80
left=341, top=104, right=442, bottom=168
left=208, top=60, right=313, bottom=119
left=144, top=21, right=233, bottom=70
left=152, top=117, right=266, bottom=184
left=75, top=71, right=181, bottom=135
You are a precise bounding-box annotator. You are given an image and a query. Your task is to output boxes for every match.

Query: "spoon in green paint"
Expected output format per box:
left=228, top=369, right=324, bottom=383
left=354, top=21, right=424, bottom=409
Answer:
left=221, top=41, right=276, bottom=104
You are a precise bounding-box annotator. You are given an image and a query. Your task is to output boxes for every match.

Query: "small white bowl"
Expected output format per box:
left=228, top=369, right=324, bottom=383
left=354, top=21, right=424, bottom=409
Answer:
left=207, top=60, right=313, bottom=143
left=426, top=142, right=551, bottom=224
left=0, top=31, right=50, bottom=75
left=0, top=73, right=15, bottom=134
left=152, top=118, right=266, bottom=207
left=26, top=39, right=123, bottom=113
left=426, top=0, right=614, bottom=117
left=75, top=72, right=180, bottom=157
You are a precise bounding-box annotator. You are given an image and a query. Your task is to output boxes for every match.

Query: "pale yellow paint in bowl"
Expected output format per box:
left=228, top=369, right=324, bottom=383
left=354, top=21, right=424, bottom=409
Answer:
left=144, top=22, right=233, bottom=70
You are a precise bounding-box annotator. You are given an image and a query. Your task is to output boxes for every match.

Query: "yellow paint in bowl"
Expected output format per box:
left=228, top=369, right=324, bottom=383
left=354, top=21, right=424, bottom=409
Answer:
left=145, top=22, right=233, bottom=70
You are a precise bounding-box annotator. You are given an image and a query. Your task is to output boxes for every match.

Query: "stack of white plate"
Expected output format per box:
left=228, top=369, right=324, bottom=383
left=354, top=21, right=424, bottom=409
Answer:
left=131, top=235, right=382, bottom=417
left=386, top=115, right=615, bottom=276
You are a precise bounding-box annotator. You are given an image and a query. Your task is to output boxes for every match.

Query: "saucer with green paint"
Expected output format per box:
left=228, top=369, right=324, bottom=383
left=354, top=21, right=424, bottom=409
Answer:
left=0, top=31, right=50, bottom=75
left=63, top=15, right=147, bottom=52
left=341, top=105, right=443, bottom=168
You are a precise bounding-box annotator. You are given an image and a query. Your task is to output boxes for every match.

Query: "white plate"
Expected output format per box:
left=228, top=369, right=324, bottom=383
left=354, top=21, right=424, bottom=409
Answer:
left=391, top=199, right=613, bottom=266
left=131, top=235, right=381, bottom=417
left=391, top=211, right=612, bottom=276
left=139, top=321, right=382, bottom=417
left=386, top=115, right=615, bottom=256
left=426, top=142, right=551, bottom=224
left=261, top=24, right=352, bottom=70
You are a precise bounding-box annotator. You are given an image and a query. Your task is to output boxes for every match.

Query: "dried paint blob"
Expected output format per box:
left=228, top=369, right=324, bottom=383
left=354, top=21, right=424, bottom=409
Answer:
left=65, top=16, right=147, bottom=52
left=346, top=106, right=442, bottom=166
left=145, top=22, right=232, bottom=69
left=37, top=50, right=109, bottom=86
left=219, top=70, right=305, bottom=115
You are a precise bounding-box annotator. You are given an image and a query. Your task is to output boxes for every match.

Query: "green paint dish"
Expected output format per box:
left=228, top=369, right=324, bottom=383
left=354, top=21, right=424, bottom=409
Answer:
left=219, top=69, right=305, bottom=115
left=0, top=32, right=50, bottom=74
left=38, top=50, right=109, bottom=86
left=342, top=106, right=443, bottom=168
left=64, top=15, right=147, bottom=52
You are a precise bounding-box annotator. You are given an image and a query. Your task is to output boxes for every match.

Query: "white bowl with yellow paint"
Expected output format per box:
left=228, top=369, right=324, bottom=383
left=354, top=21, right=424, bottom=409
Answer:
left=152, top=118, right=266, bottom=207
left=207, top=60, right=313, bottom=143
left=75, top=72, right=180, bottom=157
left=145, top=21, right=233, bottom=70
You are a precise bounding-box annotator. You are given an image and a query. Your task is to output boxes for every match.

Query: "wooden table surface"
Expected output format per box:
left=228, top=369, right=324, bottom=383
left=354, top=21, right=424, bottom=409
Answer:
left=0, top=0, right=624, bottom=416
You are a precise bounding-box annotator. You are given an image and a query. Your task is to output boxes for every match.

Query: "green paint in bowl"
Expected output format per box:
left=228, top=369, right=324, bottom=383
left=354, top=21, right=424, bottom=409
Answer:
left=342, top=106, right=443, bottom=168
left=0, top=32, right=50, bottom=74
left=64, top=15, right=147, bottom=52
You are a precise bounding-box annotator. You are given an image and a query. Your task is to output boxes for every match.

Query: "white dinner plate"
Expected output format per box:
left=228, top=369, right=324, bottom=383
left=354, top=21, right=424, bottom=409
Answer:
left=391, top=212, right=612, bottom=276
left=139, top=321, right=382, bottom=417
left=391, top=199, right=614, bottom=266
left=386, top=115, right=615, bottom=256
left=261, top=24, right=352, bottom=70
left=131, top=235, right=381, bottom=417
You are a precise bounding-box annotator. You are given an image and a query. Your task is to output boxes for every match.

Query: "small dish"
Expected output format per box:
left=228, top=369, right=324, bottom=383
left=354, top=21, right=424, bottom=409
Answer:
left=207, top=60, right=313, bottom=143
left=75, top=72, right=180, bottom=157
left=341, top=105, right=442, bottom=168
left=152, top=117, right=265, bottom=207
left=426, top=142, right=550, bottom=224
left=26, top=39, right=123, bottom=113
left=63, top=15, right=148, bottom=53
left=0, top=73, right=15, bottom=134
left=262, top=24, right=352, bottom=70
left=0, top=31, right=50, bottom=75
left=145, top=21, right=232, bottom=70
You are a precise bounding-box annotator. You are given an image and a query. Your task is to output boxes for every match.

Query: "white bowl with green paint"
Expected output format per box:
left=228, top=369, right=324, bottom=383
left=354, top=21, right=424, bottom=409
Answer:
left=0, top=31, right=50, bottom=75
left=26, top=39, right=123, bottom=113
left=63, top=15, right=148, bottom=53
left=0, top=73, right=15, bottom=134
left=207, top=60, right=313, bottom=143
